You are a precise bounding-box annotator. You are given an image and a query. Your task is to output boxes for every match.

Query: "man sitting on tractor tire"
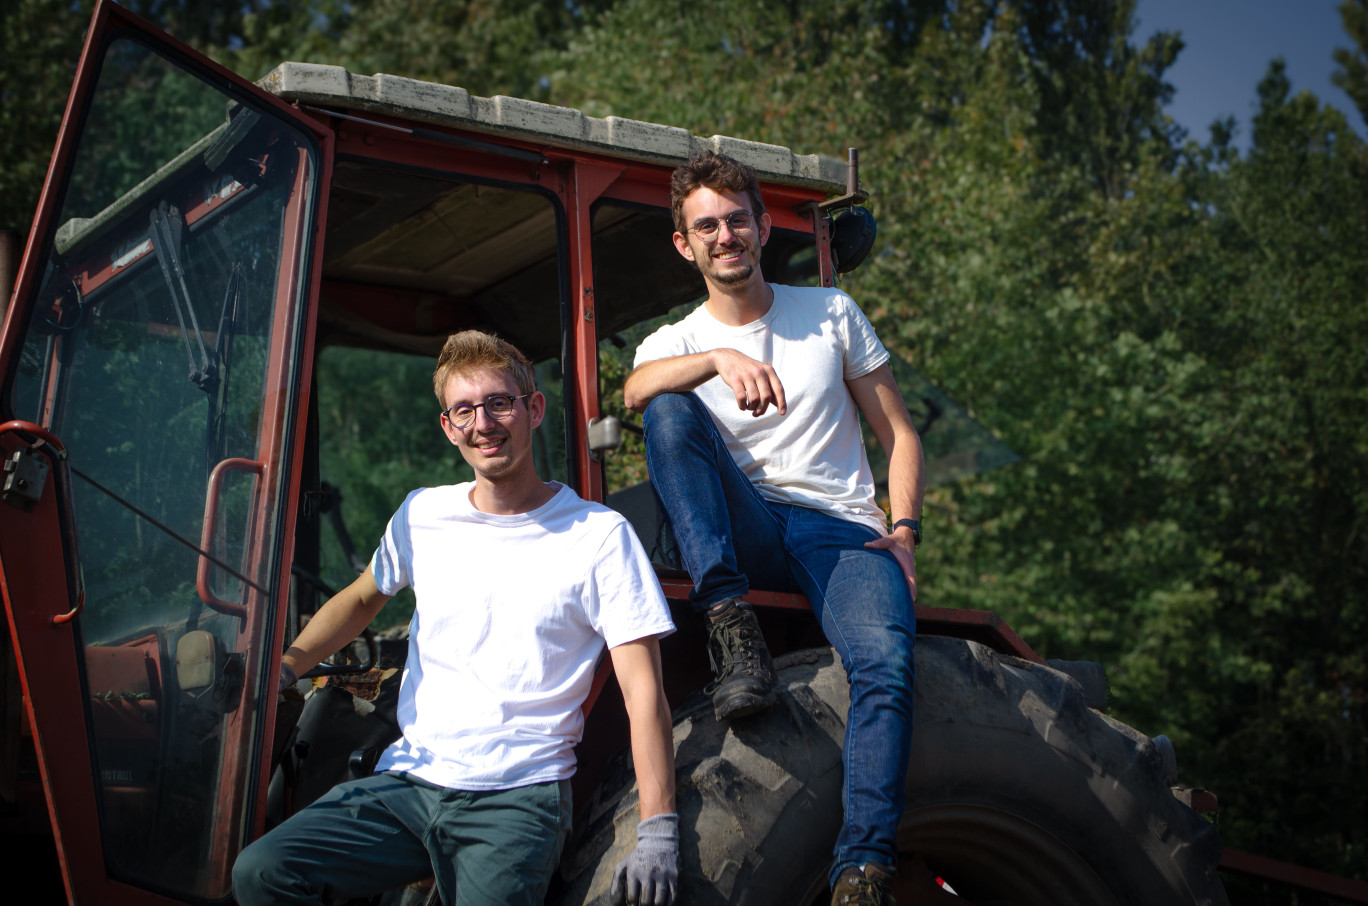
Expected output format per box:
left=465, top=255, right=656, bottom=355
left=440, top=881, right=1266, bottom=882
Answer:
left=235, top=331, right=679, bottom=906
left=624, top=151, right=924, bottom=906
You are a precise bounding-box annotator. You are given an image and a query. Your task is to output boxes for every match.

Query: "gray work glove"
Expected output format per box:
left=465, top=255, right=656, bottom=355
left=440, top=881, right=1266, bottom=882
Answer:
left=611, top=812, right=679, bottom=905
left=278, top=662, right=298, bottom=695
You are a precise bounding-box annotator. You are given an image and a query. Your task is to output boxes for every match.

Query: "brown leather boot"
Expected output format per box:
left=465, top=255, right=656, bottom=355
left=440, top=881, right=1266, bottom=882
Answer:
left=705, top=598, right=777, bottom=720
left=830, top=863, right=895, bottom=906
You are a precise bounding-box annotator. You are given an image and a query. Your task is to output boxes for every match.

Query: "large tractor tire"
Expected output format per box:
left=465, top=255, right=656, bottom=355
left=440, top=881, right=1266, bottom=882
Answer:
left=556, top=637, right=1228, bottom=906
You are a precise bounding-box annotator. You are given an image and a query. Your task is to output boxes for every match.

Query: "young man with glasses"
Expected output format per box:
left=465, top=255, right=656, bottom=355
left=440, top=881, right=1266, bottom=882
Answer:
left=624, top=152, right=924, bottom=905
left=234, top=331, right=679, bottom=906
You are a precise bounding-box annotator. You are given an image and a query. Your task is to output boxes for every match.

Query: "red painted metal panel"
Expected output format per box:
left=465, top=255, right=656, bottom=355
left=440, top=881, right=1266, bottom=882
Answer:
left=1221, top=848, right=1368, bottom=902
left=657, top=577, right=1041, bottom=662
left=0, top=428, right=93, bottom=902
left=563, top=159, right=629, bottom=500
left=244, top=134, right=334, bottom=853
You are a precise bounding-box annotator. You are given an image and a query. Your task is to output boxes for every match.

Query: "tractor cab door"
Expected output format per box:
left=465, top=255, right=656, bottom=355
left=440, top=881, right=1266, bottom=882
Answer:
left=0, top=1, right=330, bottom=901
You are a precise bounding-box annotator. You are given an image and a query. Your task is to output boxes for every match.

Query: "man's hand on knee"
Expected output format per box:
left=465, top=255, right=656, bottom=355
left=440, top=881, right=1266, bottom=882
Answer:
left=865, top=531, right=918, bottom=602
left=611, top=812, right=679, bottom=905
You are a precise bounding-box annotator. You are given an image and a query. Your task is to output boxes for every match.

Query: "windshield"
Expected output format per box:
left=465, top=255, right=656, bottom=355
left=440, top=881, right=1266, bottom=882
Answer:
left=5, top=34, right=319, bottom=899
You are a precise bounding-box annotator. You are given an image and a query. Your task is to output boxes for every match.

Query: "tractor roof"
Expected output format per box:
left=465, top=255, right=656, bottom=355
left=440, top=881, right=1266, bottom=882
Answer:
left=259, top=63, right=849, bottom=194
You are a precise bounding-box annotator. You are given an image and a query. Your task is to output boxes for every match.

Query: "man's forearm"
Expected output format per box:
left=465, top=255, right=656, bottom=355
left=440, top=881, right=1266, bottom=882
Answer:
left=886, top=427, right=925, bottom=525
left=623, top=353, right=719, bottom=412
left=629, top=685, right=676, bottom=818
left=848, top=365, right=924, bottom=525
left=283, top=568, right=390, bottom=675
left=610, top=639, right=677, bottom=817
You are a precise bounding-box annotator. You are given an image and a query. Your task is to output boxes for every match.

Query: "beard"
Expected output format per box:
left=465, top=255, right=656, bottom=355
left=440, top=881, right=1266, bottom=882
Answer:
left=711, top=262, right=755, bottom=285
left=703, top=238, right=758, bottom=286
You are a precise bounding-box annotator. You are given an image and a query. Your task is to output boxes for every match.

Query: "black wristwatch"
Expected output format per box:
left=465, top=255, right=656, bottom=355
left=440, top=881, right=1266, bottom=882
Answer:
left=893, top=518, right=921, bottom=547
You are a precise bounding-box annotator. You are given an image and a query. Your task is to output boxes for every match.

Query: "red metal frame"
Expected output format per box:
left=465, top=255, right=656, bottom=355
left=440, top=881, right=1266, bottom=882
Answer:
left=563, top=159, right=629, bottom=500
left=657, top=577, right=1041, bottom=662
left=1221, top=848, right=1368, bottom=902
left=223, top=137, right=334, bottom=889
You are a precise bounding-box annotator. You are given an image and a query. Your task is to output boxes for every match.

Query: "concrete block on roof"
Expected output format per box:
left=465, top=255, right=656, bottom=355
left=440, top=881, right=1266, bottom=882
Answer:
left=490, top=96, right=586, bottom=140
left=708, top=136, right=795, bottom=178
left=261, top=63, right=353, bottom=102
left=602, top=117, right=693, bottom=158
left=259, top=62, right=849, bottom=194
left=800, top=154, right=848, bottom=187
left=375, top=73, right=473, bottom=120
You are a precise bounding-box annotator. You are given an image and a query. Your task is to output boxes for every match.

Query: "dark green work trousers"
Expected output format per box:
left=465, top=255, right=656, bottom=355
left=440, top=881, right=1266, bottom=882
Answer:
left=232, top=771, right=573, bottom=906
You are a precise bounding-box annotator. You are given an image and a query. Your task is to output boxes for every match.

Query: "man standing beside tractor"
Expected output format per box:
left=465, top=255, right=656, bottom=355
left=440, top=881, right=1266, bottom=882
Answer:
left=235, top=331, right=680, bottom=906
left=624, top=151, right=924, bottom=905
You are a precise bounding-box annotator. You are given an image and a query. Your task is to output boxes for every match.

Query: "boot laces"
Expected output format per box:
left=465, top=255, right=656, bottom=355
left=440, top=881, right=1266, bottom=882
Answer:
left=704, top=608, right=765, bottom=691
left=836, top=874, right=892, bottom=906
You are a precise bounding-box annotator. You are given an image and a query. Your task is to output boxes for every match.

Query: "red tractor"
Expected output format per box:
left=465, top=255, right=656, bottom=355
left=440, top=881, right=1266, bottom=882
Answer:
left=1, top=2, right=1229, bottom=903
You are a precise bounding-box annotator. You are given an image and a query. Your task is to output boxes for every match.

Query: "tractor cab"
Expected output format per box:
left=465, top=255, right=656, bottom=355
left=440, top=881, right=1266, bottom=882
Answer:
left=0, top=2, right=855, bottom=900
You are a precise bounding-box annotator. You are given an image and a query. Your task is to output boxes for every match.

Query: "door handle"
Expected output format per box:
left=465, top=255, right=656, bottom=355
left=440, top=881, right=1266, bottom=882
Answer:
left=197, top=457, right=264, bottom=621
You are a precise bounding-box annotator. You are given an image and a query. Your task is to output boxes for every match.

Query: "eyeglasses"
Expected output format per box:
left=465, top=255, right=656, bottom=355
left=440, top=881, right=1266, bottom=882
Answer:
left=687, top=211, right=756, bottom=243
left=442, top=393, right=531, bottom=428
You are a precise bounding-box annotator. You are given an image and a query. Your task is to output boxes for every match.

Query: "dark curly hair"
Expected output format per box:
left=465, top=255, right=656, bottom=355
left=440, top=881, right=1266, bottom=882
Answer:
left=669, top=151, right=766, bottom=233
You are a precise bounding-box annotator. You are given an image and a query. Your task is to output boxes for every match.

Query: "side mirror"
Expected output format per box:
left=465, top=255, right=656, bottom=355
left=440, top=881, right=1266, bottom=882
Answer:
left=587, top=415, right=623, bottom=462
left=831, top=206, right=877, bottom=274
left=175, top=629, right=219, bottom=692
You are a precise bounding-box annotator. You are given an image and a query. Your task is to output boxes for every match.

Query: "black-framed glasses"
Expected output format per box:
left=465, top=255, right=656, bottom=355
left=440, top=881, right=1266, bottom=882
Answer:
left=442, top=393, right=531, bottom=428
left=687, top=211, right=755, bottom=243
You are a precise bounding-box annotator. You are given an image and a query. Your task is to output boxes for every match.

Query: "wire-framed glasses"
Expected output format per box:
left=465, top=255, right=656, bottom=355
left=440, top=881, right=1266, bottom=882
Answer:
left=442, top=393, right=530, bottom=428
left=687, top=211, right=755, bottom=243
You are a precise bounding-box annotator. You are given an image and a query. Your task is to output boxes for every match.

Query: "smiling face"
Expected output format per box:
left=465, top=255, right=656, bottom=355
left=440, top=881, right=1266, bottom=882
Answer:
left=672, top=186, right=772, bottom=291
left=440, top=367, right=545, bottom=487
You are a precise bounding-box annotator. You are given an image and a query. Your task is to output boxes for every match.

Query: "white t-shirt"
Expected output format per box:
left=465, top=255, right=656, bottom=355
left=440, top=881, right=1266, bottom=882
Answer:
left=634, top=284, right=890, bottom=536
left=370, top=481, right=675, bottom=790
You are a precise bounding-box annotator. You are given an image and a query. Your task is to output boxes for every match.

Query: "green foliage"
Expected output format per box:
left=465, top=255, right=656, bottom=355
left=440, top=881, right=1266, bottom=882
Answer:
left=65, top=37, right=230, bottom=219
left=0, top=0, right=93, bottom=232
left=1180, top=64, right=1368, bottom=887
left=547, top=0, right=924, bottom=153
left=1334, top=0, right=1368, bottom=127
left=315, top=346, right=474, bottom=629
left=1014, top=0, right=1184, bottom=195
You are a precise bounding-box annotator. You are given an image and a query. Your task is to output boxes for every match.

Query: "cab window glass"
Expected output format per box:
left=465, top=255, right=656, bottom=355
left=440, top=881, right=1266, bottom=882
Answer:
left=5, top=35, right=318, bottom=899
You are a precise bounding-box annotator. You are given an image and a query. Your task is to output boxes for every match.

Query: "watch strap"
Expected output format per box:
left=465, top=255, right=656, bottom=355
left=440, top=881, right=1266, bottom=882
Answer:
left=893, top=518, right=921, bottom=546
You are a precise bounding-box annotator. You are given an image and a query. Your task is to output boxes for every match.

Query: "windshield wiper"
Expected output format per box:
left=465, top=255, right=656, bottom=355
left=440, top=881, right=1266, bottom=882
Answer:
left=205, top=264, right=241, bottom=465
left=148, top=201, right=217, bottom=393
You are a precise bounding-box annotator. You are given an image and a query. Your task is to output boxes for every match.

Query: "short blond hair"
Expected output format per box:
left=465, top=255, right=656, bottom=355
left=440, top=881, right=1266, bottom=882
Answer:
left=432, top=330, right=536, bottom=406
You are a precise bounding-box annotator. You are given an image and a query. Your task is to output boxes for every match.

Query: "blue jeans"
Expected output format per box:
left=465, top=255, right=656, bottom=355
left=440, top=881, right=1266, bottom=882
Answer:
left=643, top=392, right=915, bottom=884
left=232, top=772, right=572, bottom=906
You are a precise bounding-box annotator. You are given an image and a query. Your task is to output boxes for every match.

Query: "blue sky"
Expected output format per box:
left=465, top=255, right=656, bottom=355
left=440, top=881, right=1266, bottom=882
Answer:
left=1133, top=0, right=1363, bottom=147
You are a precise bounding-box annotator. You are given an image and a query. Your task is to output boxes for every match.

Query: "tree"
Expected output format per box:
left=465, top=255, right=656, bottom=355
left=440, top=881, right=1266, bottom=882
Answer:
left=1178, top=61, right=1368, bottom=892
left=1014, top=0, right=1185, bottom=197
left=1334, top=0, right=1368, bottom=127
left=0, top=0, right=92, bottom=233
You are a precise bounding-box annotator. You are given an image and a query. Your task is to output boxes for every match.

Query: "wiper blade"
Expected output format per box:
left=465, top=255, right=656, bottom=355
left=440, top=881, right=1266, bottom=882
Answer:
left=205, top=264, right=240, bottom=467
left=148, top=201, right=217, bottom=392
